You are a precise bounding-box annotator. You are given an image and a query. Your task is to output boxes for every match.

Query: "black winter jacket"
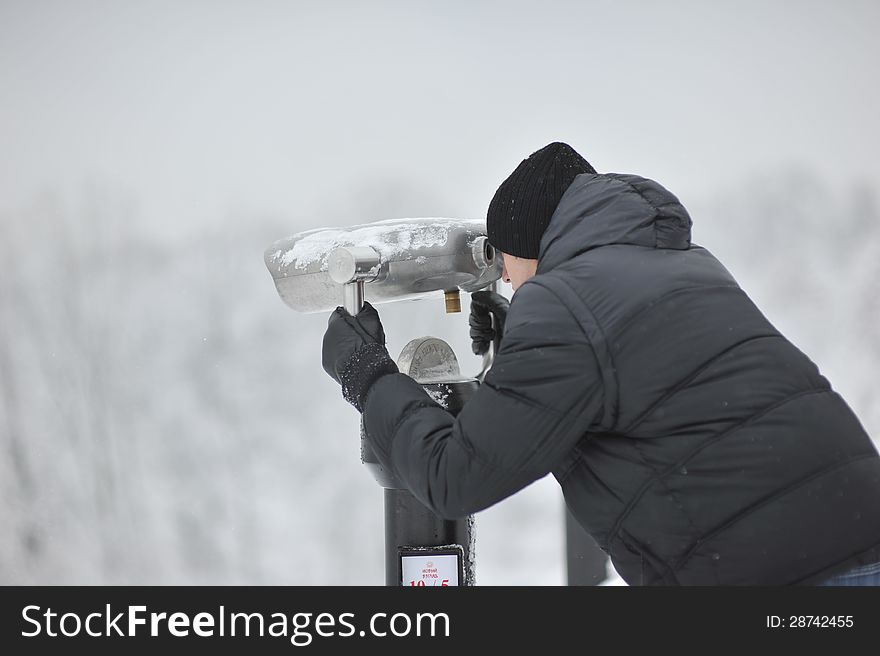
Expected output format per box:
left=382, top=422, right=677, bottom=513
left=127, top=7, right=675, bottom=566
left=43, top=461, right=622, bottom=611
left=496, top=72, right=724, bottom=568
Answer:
left=362, top=173, right=880, bottom=585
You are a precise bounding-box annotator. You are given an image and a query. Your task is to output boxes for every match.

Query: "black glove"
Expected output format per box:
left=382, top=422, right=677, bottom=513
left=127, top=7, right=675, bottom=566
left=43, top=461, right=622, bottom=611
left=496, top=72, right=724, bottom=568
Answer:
left=469, top=290, right=510, bottom=355
left=322, top=302, right=399, bottom=411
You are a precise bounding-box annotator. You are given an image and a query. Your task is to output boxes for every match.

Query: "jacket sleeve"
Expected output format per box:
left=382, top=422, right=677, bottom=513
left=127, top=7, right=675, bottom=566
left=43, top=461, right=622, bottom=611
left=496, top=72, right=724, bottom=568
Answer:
left=361, top=279, right=604, bottom=518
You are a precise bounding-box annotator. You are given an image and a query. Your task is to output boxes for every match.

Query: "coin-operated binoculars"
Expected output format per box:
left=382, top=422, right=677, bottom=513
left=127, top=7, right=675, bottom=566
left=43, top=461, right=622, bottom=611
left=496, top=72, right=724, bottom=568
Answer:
left=264, top=218, right=502, bottom=586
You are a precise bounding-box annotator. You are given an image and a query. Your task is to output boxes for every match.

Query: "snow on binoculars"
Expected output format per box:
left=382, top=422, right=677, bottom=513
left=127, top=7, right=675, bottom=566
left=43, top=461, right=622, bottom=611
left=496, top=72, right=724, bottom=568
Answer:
left=263, top=218, right=502, bottom=314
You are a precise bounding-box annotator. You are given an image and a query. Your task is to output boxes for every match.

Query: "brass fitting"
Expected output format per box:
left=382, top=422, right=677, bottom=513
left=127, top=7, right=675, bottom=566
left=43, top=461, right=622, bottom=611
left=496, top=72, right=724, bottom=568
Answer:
left=444, top=289, right=461, bottom=313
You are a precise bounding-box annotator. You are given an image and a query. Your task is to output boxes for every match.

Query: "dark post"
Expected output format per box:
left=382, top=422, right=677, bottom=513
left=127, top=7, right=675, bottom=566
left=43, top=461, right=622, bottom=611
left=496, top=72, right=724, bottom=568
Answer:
left=362, top=372, right=478, bottom=586
left=384, top=489, right=475, bottom=586
left=565, top=507, right=609, bottom=585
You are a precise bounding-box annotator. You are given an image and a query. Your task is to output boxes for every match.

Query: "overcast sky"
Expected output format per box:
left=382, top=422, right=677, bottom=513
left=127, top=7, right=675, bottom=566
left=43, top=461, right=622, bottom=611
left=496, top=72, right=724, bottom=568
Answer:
left=2, top=0, right=878, bottom=239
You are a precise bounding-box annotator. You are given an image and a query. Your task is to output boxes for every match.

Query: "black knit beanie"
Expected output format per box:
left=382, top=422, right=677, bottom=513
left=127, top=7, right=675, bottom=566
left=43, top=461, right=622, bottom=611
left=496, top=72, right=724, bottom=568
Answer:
left=487, top=142, right=596, bottom=259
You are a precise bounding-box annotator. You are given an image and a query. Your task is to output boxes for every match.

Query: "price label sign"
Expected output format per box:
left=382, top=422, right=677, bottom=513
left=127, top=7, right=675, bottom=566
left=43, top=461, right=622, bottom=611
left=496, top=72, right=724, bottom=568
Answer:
left=399, top=547, right=463, bottom=587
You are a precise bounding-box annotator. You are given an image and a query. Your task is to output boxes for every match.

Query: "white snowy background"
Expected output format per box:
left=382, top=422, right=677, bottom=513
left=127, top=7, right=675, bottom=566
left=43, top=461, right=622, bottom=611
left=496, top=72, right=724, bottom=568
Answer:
left=1, top=0, right=878, bottom=585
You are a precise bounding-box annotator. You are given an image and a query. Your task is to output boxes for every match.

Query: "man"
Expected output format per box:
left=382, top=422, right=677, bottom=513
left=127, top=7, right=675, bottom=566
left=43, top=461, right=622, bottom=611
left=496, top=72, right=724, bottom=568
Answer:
left=322, top=142, right=880, bottom=585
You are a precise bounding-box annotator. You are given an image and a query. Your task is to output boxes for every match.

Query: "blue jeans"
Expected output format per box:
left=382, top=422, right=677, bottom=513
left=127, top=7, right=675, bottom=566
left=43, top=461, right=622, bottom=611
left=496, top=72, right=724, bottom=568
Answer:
left=818, top=561, right=880, bottom=586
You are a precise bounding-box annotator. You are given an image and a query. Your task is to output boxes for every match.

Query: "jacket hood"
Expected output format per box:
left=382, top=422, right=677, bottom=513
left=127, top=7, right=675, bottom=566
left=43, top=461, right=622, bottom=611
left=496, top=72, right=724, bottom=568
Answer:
left=537, top=173, right=692, bottom=273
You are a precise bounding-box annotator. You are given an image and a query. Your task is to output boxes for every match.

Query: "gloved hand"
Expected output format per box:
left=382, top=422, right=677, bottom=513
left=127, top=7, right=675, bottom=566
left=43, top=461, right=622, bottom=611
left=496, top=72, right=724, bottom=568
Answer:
left=469, top=290, right=510, bottom=355
left=322, top=302, right=399, bottom=411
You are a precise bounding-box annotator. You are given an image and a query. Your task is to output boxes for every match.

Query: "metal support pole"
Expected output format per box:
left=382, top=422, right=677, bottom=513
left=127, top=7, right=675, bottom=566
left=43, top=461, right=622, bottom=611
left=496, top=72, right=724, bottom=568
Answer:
left=565, top=507, right=609, bottom=585
left=384, top=489, right=474, bottom=586
left=362, top=345, right=479, bottom=586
